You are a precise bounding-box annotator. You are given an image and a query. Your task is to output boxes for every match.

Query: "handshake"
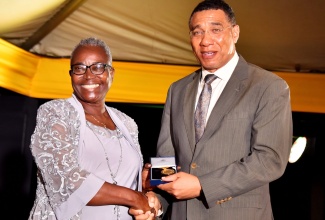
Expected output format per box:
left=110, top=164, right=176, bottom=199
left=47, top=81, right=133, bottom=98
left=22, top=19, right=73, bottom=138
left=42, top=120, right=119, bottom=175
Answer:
left=129, top=190, right=161, bottom=220
left=130, top=157, right=177, bottom=219
left=129, top=162, right=162, bottom=220
left=129, top=160, right=201, bottom=220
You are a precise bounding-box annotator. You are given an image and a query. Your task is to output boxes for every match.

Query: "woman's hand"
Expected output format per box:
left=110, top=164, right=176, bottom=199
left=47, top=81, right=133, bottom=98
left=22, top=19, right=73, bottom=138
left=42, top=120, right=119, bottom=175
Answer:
left=130, top=191, right=153, bottom=212
left=142, top=163, right=154, bottom=192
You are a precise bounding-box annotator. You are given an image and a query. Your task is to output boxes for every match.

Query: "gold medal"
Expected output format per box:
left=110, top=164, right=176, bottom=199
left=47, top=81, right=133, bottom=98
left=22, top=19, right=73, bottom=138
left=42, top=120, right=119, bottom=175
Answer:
left=161, top=167, right=175, bottom=175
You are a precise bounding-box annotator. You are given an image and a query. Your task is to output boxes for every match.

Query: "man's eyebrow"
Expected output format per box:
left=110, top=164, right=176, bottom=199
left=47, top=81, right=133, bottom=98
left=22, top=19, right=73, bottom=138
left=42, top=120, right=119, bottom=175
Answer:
left=210, top=22, right=223, bottom=26
left=191, top=24, right=202, bottom=30
left=191, top=22, right=223, bottom=30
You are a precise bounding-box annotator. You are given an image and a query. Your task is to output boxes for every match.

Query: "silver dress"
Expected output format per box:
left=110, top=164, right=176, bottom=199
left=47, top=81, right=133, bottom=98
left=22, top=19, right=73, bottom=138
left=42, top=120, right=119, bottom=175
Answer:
left=28, top=95, right=143, bottom=220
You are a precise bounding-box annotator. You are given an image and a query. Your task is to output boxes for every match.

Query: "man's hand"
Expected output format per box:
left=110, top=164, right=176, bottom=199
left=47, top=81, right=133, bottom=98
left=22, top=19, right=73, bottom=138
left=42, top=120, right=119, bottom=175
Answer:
left=157, top=171, right=201, bottom=200
left=146, top=191, right=161, bottom=215
left=129, top=210, right=155, bottom=220
left=129, top=191, right=161, bottom=220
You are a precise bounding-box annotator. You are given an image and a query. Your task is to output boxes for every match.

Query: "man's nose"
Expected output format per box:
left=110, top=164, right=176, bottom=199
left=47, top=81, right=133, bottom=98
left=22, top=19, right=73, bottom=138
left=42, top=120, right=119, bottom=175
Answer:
left=200, top=30, right=214, bottom=46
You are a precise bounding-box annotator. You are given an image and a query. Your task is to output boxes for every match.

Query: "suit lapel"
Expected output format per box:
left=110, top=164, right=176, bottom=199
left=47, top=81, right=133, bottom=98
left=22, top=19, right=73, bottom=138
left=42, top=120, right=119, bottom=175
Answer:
left=194, top=56, right=249, bottom=156
left=183, top=70, right=201, bottom=153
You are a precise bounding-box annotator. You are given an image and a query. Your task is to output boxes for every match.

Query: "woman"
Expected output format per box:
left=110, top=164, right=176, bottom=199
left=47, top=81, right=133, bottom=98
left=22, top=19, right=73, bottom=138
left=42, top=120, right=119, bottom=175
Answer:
left=29, top=37, right=155, bottom=220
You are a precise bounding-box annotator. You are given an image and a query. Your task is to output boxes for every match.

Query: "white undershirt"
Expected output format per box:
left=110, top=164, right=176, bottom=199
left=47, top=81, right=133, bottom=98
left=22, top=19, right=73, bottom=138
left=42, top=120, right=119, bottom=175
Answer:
left=195, top=52, right=239, bottom=126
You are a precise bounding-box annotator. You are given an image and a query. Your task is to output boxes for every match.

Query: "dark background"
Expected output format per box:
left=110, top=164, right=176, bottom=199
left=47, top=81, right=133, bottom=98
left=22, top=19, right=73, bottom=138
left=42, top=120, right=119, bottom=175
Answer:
left=0, top=87, right=324, bottom=220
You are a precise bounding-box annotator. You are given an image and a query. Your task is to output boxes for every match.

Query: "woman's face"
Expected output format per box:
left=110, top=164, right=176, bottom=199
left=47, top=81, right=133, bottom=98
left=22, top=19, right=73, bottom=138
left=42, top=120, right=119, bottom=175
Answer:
left=70, top=45, right=114, bottom=105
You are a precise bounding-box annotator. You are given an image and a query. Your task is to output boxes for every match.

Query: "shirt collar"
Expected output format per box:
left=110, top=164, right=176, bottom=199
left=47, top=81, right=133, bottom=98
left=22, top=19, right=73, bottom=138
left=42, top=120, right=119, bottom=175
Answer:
left=201, top=52, right=239, bottom=82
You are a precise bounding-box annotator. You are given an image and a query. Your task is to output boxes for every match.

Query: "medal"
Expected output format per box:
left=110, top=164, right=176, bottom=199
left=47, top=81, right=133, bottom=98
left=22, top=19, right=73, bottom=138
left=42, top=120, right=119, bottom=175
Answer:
left=161, top=167, right=175, bottom=175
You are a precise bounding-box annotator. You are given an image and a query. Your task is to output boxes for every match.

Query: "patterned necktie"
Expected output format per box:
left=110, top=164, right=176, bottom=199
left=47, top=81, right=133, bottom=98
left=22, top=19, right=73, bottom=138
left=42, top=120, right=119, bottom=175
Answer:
left=194, top=74, right=218, bottom=143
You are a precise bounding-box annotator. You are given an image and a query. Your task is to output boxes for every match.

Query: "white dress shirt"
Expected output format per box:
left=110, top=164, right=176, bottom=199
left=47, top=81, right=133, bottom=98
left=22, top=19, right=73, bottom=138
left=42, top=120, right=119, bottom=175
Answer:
left=195, top=52, right=239, bottom=126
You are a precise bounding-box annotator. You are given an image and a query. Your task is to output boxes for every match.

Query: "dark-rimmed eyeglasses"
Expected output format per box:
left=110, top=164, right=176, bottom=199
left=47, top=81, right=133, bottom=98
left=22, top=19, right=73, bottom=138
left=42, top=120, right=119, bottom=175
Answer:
left=70, top=63, right=113, bottom=75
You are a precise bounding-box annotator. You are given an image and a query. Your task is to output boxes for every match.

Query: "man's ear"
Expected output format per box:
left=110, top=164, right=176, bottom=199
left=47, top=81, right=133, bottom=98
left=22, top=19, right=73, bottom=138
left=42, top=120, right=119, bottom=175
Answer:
left=232, top=25, right=240, bottom=43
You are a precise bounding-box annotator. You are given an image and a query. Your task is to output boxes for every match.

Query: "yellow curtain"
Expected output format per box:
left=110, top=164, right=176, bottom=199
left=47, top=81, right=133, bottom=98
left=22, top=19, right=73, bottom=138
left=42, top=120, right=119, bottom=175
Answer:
left=1, top=38, right=325, bottom=113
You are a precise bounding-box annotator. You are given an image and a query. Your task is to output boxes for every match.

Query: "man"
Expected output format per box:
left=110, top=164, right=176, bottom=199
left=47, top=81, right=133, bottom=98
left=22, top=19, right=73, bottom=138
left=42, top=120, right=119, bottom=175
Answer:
left=151, top=0, right=292, bottom=219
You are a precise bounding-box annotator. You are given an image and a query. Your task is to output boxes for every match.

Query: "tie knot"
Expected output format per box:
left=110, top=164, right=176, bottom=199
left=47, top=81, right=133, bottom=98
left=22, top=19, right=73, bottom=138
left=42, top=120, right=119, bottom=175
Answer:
left=204, top=74, right=218, bottom=85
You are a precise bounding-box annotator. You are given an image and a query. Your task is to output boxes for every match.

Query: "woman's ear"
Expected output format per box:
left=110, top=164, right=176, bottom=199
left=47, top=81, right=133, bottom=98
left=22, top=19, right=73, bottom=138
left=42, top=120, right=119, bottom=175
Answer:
left=110, top=67, right=115, bottom=79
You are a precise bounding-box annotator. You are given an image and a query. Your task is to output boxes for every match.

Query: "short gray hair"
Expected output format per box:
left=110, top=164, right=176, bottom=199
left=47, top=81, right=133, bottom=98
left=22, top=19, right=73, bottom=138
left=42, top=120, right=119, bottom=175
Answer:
left=71, top=37, right=112, bottom=65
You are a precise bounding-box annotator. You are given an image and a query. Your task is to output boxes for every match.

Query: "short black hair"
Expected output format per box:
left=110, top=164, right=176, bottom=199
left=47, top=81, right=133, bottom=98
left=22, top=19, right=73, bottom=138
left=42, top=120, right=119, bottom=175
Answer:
left=189, top=0, right=236, bottom=30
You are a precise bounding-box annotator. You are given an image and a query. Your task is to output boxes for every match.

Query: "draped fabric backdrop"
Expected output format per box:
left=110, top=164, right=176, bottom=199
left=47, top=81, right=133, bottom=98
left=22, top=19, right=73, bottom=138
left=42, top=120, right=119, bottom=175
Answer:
left=1, top=39, right=325, bottom=113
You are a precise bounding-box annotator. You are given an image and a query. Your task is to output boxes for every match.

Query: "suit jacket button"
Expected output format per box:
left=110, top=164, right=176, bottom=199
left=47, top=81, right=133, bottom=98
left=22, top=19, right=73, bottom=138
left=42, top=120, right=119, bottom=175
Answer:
left=191, top=163, right=197, bottom=169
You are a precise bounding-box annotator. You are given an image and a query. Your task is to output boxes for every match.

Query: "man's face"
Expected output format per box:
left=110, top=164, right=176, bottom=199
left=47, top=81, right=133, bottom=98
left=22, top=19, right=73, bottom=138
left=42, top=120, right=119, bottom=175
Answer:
left=70, top=45, right=114, bottom=105
left=190, top=9, right=240, bottom=72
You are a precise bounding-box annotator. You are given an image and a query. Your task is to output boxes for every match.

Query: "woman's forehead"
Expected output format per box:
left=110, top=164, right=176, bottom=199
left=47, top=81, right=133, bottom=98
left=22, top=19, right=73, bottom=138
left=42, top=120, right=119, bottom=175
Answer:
left=71, top=46, right=108, bottom=63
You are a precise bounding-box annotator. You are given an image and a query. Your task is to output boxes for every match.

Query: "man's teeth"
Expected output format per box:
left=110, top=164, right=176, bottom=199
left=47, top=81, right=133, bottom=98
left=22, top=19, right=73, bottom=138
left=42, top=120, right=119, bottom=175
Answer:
left=82, top=84, right=99, bottom=89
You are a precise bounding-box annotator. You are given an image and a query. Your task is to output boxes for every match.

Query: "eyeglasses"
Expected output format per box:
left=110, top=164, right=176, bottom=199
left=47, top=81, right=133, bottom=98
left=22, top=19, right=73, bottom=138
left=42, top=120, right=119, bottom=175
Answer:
left=70, top=63, right=113, bottom=75
left=190, top=25, right=232, bottom=39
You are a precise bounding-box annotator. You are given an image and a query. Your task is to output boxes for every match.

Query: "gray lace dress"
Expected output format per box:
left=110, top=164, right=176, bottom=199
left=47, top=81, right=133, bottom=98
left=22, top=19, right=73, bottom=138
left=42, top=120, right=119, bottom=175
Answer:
left=28, top=95, right=143, bottom=220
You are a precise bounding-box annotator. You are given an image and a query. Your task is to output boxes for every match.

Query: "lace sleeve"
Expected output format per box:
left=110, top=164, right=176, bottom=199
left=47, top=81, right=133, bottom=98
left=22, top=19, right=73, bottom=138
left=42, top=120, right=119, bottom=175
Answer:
left=30, top=100, right=90, bottom=210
